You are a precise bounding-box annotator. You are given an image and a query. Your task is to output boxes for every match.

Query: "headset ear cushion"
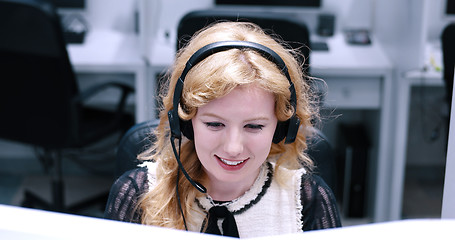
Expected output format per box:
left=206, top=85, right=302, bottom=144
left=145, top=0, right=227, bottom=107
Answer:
left=272, top=116, right=300, bottom=144
left=168, top=109, right=182, bottom=139
left=180, top=119, right=194, bottom=140
left=284, top=116, right=300, bottom=144
left=273, top=120, right=288, bottom=144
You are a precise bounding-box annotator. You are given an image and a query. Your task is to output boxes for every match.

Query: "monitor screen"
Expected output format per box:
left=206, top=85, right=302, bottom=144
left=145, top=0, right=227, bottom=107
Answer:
left=215, top=0, right=321, bottom=8
left=446, top=0, right=455, bottom=15
left=52, top=0, right=85, bottom=9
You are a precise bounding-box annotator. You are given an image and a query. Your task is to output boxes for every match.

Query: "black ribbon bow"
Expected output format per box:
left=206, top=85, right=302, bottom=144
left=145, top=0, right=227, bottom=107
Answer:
left=204, top=206, right=239, bottom=238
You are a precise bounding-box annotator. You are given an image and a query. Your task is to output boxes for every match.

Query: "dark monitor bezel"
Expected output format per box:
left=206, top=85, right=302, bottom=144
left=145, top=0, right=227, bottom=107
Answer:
left=52, top=0, right=85, bottom=9
left=446, top=0, right=455, bottom=15
left=215, top=0, right=321, bottom=8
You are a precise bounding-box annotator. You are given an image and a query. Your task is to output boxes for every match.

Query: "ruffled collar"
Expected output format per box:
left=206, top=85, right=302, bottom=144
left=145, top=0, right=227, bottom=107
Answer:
left=196, top=162, right=273, bottom=215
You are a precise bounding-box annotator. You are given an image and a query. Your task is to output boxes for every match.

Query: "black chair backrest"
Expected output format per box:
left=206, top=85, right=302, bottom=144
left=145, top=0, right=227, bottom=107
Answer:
left=115, top=119, right=160, bottom=178
left=0, top=0, right=79, bottom=147
left=306, top=127, right=336, bottom=191
left=442, top=23, right=455, bottom=104
left=177, top=9, right=311, bottom=71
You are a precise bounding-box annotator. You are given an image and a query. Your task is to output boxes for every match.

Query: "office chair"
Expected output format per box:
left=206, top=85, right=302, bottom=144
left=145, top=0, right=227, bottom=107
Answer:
left=0, top=0, right=135, bottom=213
left=177, top=9, right=311, bottom=72
left=115, top=120, right=337, bottom=193
left=115, top=119, right=159, bottom=179
left=442, top=23, right=455, bottom=111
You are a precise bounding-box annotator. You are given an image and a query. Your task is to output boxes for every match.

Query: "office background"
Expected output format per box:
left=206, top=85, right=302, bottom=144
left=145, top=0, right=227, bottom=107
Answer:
left=0, top=0, right=453, bottom=226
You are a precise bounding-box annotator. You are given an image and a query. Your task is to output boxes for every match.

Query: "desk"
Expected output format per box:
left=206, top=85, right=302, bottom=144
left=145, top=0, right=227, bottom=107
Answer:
left=0, top=204, right=221, bottom=240
left=67, top=29, right=148, bottom=122
left=1, top=204, right=454, bottom=239
left=392, top=69, right=444, bottom=220
left=145, top=32, right=395, bottom=222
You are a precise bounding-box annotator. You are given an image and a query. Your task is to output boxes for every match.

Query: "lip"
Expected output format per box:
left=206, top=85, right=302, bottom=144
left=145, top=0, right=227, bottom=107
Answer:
left=215, top=155, right=249, bottom=171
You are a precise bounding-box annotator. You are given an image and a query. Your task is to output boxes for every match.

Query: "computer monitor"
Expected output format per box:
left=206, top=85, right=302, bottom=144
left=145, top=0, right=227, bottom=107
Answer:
left=444, top=0, right=455, bottom=21
left=52, top=0, right=87, bottom=44
left=446, top=0, right=455, bottom=15
left=52, top=0, right=85, bottom=9
left=215, top=0, right=321, bottom=7
left=214, top=0, right=331, bottom=39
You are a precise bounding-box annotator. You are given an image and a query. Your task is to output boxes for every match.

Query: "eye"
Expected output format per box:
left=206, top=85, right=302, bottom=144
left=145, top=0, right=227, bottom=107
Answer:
left=204, top=122, right=225, bottom=130
left=244, top=124, right=264, bottom=131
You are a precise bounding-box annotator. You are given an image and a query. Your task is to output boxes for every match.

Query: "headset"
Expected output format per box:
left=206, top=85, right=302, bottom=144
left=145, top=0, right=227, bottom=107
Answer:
left=167, top=41, right=300, bottom=229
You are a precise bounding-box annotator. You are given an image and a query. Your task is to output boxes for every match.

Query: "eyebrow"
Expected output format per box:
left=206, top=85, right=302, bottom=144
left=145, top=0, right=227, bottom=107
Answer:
left=199, top=112, right=271, bottom=122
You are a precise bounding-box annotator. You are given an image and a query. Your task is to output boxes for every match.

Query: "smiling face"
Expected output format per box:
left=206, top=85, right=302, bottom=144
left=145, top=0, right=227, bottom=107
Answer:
left=192, top=84, right=277, bottom=198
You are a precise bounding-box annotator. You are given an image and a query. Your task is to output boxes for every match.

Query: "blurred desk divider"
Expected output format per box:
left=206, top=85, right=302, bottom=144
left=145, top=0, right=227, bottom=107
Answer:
left=442, top=67, right=455, bottom=219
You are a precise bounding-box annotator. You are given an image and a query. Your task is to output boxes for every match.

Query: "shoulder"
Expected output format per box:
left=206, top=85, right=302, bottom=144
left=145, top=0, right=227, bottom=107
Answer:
left=300, top=173, right=338, bottom=210
left=114, top=166, right=150, bottom=193
left=300, top=174, right=333, bottom=200
left=299, top=173, right=342, bottom=230
left=104, top=166, right=150, bottom=222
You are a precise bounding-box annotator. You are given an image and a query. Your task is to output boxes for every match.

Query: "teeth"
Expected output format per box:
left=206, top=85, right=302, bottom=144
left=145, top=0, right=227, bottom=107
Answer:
left=220, top=158, right=245, bottom=166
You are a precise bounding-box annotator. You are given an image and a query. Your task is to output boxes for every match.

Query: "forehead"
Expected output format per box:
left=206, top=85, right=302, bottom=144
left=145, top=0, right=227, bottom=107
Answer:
left=197, top=84, right=276, bottom=117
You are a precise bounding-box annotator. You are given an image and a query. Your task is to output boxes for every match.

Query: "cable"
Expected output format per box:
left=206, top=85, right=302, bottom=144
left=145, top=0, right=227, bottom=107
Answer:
left=173, top=136, right=189, bottom=230
left=176, top=170, right=189, bottom=231
left=170, top=135, right=207, bottom=231
left=170, top=136, right=207, bottom=193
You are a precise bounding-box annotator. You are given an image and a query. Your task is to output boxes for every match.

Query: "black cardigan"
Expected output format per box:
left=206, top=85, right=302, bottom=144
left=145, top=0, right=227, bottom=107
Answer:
left=104, top=165, right=342, bottom=232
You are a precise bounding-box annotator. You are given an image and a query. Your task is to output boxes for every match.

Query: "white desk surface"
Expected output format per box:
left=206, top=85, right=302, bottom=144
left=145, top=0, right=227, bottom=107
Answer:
left=67, top=29, right=145, bottom=72
left=1, top=204, right=454, bottom=240
left=404, top=69, right=443, bottom=82
left=67, top=29, right=149, bottom=122
left=310, top=34, right=392, bottom=76
left=0, top=204, right=222, bottom=240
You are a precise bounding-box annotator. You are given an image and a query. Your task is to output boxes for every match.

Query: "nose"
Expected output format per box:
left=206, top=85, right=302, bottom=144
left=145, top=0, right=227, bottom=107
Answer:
left=223, top=127, right=244, bottom=157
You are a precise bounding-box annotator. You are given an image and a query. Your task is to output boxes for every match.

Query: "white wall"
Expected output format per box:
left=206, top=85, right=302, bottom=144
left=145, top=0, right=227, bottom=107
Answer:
left=84, top=0, right=138, bottom=33
left=427, top=0, right=454, bottom=41
left=140, top=0, right=213, bottom=47
left=333, top=0, right=374, bottom=30
left=373, top=0, right=429, bottom=71
left=142, top=0, right=376, bottom=43
left=374, top=0, right=454, bottom=71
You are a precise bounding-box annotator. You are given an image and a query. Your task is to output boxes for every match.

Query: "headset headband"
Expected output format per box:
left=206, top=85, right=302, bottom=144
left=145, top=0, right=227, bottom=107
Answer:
left=168, top=40, right=299, bottom=143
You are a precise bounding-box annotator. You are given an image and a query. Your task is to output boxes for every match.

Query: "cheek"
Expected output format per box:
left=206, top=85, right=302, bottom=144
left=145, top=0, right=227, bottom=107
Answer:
left=249, top=129, right=275, bottom=156
left=192, top=123, right=218, bottom=153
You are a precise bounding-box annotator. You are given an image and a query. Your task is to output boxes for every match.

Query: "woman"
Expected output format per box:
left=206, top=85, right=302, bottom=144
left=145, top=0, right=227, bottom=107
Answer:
left=105, top=21, right=341, bottom=238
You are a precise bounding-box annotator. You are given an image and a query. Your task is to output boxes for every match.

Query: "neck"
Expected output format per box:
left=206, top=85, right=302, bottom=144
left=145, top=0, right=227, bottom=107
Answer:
left=208, top=182, right=250, bottom=202
left=206, top=168, right=262, bottom=202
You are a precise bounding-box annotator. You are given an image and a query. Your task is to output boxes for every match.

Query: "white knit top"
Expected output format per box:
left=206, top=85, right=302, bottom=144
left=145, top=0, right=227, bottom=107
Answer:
left=142, top=161, right=306, bottom=238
